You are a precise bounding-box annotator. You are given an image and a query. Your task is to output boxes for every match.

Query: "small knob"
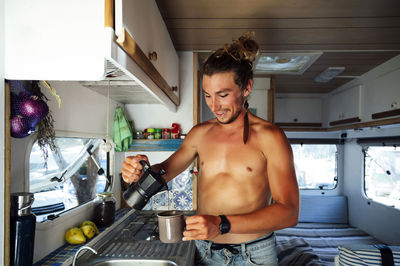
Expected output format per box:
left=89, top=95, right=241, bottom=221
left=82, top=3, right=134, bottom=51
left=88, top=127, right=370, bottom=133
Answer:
left=171, top=86, right=178, bottom=92
left=148, top=51, right=157, bottom=61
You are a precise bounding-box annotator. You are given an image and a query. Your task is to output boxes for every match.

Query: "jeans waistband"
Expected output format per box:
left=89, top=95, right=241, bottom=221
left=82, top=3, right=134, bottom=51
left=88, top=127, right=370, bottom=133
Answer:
left=210, top=232, right=274, bottom=254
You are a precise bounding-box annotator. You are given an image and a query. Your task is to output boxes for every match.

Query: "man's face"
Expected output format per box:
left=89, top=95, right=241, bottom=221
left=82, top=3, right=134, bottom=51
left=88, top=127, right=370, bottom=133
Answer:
left=202, top=72, right=251, bottom=124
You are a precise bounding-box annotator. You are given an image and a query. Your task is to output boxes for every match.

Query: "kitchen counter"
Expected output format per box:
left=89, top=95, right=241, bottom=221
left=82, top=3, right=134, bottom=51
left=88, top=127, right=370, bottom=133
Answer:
left=34, top=209, right=195, bottom=266
left=75, top=210, right=195, bottom=266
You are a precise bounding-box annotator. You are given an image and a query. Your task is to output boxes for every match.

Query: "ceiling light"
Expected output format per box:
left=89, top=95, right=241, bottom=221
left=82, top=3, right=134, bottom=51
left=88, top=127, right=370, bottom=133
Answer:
left=314, top=67, right=345, bottom=83
left=254, top=52, right=322, bottom=75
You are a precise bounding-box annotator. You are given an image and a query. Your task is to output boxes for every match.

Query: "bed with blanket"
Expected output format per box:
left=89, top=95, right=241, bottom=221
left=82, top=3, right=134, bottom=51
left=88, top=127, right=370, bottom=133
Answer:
left=275, top=196, right=383, bottom=266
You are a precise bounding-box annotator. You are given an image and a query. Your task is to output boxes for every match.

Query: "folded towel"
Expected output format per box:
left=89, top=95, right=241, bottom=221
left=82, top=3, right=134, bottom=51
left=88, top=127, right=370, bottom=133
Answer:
left=113, top=107, right=133, bottom=152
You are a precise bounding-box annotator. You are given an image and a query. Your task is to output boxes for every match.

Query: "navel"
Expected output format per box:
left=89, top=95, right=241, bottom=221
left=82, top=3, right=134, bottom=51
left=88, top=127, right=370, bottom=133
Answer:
left=246, top=166, right=253, bottom=172
left=201, top=161, right=204, bottom=166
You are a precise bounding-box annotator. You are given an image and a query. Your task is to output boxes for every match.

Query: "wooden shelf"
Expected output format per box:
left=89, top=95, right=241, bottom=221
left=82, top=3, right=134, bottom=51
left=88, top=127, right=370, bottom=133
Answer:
left=329, top=117, right=361, bottom=126
left=275, top=122, right=322, bottom=127
left=128, top=139, right=183, bottom=151
left=372, top=108, right=400, bottom=119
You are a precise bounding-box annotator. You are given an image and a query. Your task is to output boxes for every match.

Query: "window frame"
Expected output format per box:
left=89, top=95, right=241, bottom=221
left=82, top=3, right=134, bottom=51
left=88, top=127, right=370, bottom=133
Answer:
left=28, top=135, right=111, bottom=222
left=289, top=138, right=342, bottom=193
left=361, top=139, right=400, bottom=209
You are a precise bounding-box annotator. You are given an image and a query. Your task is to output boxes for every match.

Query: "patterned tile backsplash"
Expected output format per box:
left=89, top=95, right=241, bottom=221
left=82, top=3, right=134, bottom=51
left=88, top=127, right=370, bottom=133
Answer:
left=143, top=168, right=193, bottom=211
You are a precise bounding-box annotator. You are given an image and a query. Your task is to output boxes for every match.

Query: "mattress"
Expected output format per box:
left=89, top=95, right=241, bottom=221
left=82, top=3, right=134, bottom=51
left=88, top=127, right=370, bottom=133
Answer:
left=275, top=222, right=382, bottom=266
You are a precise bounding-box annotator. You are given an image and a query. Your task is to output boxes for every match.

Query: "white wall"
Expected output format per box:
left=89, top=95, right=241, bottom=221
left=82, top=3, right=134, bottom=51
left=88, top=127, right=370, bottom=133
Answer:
left=1, top=0, right=6, bottom=261
left=124, top=52, right=194, bottom=134
left=248, top=78, right=270, bottom=121
left=343, top=127, right=400, bottom=245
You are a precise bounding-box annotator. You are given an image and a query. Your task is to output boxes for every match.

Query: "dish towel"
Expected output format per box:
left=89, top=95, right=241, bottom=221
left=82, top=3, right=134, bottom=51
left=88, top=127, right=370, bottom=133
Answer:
left=113, top=107, right=133, bottom=152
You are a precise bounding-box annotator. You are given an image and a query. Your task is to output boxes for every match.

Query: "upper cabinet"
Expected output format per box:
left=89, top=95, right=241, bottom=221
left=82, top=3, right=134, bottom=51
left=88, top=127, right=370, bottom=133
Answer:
left=275, top=96, right=323, bottom=127
left=5, top=0, right=179, bottom=111
left=115, top=0, right=180, bottom=101
left=328, top=85, right=361, bottom=126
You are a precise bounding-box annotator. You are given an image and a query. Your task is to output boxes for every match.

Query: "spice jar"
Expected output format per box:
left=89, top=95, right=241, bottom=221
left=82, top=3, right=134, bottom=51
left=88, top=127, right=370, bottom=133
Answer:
left=93, top=192, right=116, bottom=227
left=154, top=128, right=162, bottom=139
left=146, top=128, right=155, bottom=139
left=162, top=128, right=170, bottom=139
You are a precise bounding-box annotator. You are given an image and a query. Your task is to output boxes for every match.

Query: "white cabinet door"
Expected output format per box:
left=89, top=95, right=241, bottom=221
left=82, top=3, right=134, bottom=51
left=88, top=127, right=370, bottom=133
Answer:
left=5, top=0, right=105, bottom=80
left=328, top=85, right=361, bottom=123
left=275, top=97, right=323, bottom=124
left=116, top=0, right=180, bottom=99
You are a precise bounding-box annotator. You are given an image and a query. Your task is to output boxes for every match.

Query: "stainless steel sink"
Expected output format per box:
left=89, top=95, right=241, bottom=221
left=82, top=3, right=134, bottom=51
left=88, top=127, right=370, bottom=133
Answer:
left=90, top=259, right=177, bottom=266
left=75, top=211, right=195, bottom=266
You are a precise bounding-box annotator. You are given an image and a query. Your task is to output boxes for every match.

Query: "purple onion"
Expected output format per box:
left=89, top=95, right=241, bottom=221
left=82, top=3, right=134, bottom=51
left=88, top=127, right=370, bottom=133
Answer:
left=10, top=115, right=31, bottom=138
left=10, top=92, right=30, bottom=116
left=19, top=96, right=49, bottom=128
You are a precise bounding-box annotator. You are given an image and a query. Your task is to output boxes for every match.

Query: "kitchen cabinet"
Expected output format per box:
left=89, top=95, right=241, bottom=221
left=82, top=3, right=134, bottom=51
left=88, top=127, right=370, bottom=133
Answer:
left=367, top=67, right=400, bottom=120
left=328, top=85, right=361, bottom=126
left=5, top=0, right=179, bottom=111
left=275, top=96, right=323, bottom=127
left=115, top=0, right=180, bottom=101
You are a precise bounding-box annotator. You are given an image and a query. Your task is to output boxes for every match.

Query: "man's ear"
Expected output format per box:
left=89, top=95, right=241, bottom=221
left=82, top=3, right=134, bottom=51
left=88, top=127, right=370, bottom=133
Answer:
left=243, top=79, right=253, bottom=97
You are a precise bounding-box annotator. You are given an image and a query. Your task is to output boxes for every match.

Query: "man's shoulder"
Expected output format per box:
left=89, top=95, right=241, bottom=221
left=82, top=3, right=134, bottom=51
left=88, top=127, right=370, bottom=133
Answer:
left=191, top=119, right=218, bottom=133
left=250, top=115, right=288, bottom=144
left=250, top=115, right=281, bottom=135
left=185, top=119, right=218, bottom=140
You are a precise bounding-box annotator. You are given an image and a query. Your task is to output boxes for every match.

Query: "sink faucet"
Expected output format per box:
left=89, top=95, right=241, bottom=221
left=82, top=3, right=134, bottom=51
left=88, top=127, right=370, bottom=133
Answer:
left=72, top=246, right=98, bottom=266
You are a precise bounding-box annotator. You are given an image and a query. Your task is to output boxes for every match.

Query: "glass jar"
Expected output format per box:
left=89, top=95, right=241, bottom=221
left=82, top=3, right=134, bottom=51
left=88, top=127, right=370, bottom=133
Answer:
left=162, top=128, right=170, bottom=139
left=135, top=131, right=144, bottom=139
left=154, top=128, right=162, bottom=139
left=93, top=192, right=116, bottom=227
left=146, top=128, right=155, bottom=139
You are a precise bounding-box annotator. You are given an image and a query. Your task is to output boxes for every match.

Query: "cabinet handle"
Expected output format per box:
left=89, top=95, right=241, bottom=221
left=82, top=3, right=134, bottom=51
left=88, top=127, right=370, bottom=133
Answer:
left=171, top=86, right=178, bottom=92
left=148, top=51, right=158, bottom=61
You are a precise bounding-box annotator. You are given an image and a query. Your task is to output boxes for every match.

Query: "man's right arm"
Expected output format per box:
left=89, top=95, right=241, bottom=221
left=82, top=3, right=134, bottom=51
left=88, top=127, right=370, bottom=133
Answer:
left=121, top=126, right=200, bottom=184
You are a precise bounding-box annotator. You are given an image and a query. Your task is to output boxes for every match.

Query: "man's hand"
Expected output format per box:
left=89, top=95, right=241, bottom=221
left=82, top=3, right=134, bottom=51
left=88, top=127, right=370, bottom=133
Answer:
left=183, top=215, right=221, bottom=241
left=121, top=155, right=149, bottom=183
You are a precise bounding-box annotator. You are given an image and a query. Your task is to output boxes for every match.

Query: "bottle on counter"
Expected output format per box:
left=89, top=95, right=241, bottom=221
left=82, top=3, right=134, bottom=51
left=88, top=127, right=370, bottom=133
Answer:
left=10, top=192, right=36, bottom=266
left=93, top=192, right=116, bottom=228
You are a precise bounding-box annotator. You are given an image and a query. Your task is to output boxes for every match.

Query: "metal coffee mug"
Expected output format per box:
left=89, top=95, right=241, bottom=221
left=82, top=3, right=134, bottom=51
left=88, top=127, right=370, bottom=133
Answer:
left=157, top=210, right=185, bottom=243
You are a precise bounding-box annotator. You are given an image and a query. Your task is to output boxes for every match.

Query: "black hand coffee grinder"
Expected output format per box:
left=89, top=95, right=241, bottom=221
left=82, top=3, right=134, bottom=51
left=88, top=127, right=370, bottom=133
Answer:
left=123, top=160, right=167, bottom=210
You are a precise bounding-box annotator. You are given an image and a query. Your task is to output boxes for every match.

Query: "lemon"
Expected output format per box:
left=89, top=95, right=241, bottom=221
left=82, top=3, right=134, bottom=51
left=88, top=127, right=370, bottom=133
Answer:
left=65, top=227, right=86, bottom=244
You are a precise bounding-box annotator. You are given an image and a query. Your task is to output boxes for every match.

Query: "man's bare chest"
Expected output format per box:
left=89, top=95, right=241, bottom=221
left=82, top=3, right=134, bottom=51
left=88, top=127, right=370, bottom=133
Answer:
left=197, top=136, right=267, bottom=177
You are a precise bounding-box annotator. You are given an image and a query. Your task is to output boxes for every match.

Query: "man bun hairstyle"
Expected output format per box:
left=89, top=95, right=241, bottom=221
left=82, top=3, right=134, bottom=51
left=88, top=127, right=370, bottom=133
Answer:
left=202, top=31, right=260, bottom=91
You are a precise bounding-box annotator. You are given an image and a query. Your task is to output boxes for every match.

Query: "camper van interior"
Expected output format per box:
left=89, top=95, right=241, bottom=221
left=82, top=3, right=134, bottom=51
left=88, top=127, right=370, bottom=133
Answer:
left=1, top=0, right=400, bottom=265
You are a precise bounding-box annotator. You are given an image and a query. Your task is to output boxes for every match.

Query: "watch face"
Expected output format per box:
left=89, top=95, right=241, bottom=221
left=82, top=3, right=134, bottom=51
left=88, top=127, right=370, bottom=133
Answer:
left=219, top=215, right=230, bottom=234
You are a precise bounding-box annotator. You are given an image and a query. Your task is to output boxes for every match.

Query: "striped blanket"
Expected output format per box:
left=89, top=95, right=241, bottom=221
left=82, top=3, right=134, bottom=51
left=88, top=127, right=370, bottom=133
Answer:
left=276, top=222, right=382, bottom=266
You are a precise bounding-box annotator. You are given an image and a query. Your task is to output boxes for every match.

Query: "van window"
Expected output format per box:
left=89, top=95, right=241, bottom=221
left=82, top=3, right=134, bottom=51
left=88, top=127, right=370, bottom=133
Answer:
left=364, top=146, right=400, bottom=209
left=29, top=137, right=108, bottom=221
left=291, top=144, right=338, bottom=190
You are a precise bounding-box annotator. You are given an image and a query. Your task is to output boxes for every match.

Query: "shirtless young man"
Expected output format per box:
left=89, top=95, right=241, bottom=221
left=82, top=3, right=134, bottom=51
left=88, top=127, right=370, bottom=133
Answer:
left=121, top=33, right=299, bottom=265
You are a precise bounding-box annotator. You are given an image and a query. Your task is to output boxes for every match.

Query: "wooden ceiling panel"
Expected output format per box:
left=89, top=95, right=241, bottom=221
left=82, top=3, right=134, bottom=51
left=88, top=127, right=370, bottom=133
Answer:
left=156, top=0, right=400, bottom=93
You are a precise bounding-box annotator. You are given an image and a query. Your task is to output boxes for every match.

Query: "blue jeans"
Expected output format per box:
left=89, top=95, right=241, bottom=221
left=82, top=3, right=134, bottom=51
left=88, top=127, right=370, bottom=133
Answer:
left=195, top=233, right=278, bottom=266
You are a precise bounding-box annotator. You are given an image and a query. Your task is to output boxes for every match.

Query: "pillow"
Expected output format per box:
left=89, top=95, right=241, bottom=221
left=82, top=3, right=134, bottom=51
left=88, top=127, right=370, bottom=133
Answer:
left=338, top=244, right=400, bottom=266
